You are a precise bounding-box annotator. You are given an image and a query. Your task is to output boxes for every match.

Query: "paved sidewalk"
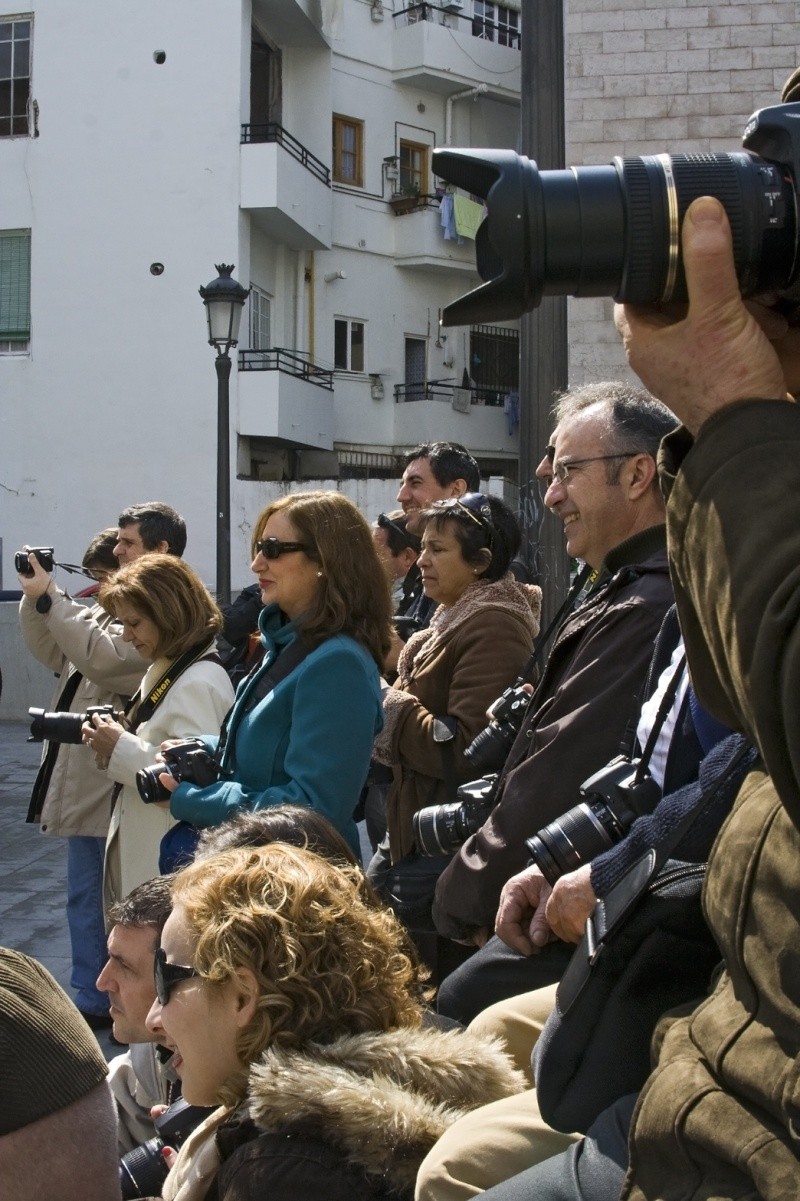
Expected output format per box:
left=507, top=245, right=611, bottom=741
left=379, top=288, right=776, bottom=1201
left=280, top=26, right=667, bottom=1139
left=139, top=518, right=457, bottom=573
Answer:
left=0, top=718, right=116, bottom=1056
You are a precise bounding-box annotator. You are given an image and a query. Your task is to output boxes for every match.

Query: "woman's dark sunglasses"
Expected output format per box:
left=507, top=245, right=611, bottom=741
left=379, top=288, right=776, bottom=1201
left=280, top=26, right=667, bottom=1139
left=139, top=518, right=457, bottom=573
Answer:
left=434, top=493, right=494, bottom=544
left=255, top=537, right=309, bottom=560
left=154, top=946, right=199, bottom=1005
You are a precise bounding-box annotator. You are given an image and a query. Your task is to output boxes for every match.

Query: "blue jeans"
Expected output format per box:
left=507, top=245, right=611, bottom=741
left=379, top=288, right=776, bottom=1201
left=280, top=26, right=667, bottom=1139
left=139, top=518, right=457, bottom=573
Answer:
left=66, top=835, right=109, bottom=1015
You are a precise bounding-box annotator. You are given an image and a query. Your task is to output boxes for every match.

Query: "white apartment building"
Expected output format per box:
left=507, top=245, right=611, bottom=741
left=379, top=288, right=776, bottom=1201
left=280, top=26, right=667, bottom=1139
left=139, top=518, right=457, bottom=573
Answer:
left=0, top=0, right=793, bottom=587
left=0, top=0, right=523, bottom=587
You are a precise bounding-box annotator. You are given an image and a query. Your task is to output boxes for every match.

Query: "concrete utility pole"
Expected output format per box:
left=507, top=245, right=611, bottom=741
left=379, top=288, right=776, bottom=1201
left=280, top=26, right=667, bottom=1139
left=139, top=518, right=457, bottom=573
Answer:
left=518, top=0, right=570, bottom=625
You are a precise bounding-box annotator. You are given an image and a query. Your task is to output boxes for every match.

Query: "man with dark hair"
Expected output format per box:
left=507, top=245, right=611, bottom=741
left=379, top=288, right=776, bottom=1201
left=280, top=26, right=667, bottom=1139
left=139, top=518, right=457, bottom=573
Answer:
left=373, top=510, right=421, bottom=613
left=395, top=442, right=481, bottom=632
left=433, top=383, right=676, bottom=1015
left=397, top=441, right=481, bottom=514
left=115, top=500, right=187, bottom=562
left=99, top=876, right=178, bottom=1153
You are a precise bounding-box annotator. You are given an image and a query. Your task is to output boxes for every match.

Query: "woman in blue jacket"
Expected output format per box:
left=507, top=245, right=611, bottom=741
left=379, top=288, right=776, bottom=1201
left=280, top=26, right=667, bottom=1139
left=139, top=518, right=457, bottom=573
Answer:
left=162, top=491, right=392, bottom=854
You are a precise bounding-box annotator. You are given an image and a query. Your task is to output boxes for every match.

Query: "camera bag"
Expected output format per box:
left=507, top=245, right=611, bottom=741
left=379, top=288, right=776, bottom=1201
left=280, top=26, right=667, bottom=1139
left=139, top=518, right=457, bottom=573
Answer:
left=533, top=735, right=755, bottom=1135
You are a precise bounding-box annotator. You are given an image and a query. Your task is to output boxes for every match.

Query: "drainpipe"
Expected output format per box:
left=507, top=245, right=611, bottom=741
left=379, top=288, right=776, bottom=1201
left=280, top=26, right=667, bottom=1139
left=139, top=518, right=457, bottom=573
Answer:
left=307, top=251, right=315, bottom=362
left=295, top=252, right=305, bottom=353
left=445, top=84, right=489, bottom=146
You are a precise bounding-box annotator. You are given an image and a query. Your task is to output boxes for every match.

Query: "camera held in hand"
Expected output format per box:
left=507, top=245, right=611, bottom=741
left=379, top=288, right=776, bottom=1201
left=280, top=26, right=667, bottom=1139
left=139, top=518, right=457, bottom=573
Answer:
left=413, top=774, right=499, bottom=857
left=15, top=547, right=55, bottom=576
left=433, top=102, right=800, bottom=326
left=464, top=683, right=531, bottom=774
left=526, top=756, right=662, bottom=886
left=28, top=703, right=116, bottom=746
left=119, top=1097, right=215, bottom=1199
left=136, top=737, right=222, bottom=804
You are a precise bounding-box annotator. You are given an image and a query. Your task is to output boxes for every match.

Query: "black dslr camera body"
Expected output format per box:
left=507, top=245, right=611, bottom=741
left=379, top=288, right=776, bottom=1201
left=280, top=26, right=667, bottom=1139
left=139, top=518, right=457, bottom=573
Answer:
left=433, top=102, right=800, bottom=324
left=136, top=737, right=221, bottom=804
left=15, top=547, right=55, bottom=576
left=119, top=1097, right=215, bottom=1199
left=464, top=683, right=531, bottom=774
left=28, top=703, right=116, bottom=745
left=413, top=774, right=499, bottom=857
left=526, top=755, right=662, bottom=885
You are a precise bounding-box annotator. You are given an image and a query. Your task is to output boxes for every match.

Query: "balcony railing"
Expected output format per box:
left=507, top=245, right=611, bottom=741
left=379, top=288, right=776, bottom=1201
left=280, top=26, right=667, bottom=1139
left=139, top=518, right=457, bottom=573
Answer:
left=240, top=123, right=331, bottom=186
left=393, top=3, right=521, bottom=49
left=239, top=348, right=334, bottom=391
left=394, top=379, right=509, bottom=406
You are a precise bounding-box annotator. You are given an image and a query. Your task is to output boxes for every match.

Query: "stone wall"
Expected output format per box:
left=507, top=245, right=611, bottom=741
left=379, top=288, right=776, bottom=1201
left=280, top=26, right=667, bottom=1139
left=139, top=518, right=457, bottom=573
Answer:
left=564, top=0, right=795, bottom=384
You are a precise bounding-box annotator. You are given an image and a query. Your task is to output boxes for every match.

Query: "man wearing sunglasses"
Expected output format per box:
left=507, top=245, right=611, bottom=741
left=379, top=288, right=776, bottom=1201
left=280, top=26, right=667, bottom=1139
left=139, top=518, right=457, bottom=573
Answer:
left=372, top=510, right=421, bottom=614
left=433, top=383, right=677, bottom=1014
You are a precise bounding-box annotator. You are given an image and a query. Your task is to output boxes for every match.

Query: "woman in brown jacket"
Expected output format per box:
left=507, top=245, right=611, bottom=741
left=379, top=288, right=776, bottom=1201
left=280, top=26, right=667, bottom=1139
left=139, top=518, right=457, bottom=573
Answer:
left=370, top=494, right=541, bottom=967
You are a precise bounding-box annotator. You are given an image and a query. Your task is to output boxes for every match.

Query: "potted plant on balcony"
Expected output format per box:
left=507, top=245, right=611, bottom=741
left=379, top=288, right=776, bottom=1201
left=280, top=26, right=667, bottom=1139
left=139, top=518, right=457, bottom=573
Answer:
left=389, top=181, right=422, bottom=215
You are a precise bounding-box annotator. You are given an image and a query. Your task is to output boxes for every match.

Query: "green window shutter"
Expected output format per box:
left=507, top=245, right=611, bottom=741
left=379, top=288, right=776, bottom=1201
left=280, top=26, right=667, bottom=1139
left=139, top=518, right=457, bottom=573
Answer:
left=0, top=231, right=31, bottom=340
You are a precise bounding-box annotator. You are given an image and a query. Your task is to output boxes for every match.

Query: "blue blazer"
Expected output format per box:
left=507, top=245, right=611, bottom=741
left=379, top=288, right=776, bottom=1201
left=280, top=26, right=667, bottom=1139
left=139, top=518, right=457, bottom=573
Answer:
left=170, top=604, right=383, bottom=852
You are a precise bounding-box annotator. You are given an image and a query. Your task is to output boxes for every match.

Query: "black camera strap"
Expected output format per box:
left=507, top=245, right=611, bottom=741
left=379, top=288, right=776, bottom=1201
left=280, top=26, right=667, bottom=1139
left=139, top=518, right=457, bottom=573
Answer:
left=630, top=652, right=687, bottom=784
left=123, top=642, right=221, bottom=735
left=516, top=563, right=596, bottom=688
left=214, top=636, right=312, bottom=774
left=26, top=668, right=85, bottom=823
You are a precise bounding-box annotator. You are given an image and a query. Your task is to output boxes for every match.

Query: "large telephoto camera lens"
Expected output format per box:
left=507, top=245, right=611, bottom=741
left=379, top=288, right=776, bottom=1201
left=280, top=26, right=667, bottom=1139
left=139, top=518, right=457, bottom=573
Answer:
left=434, top=102, right=800, bottom=324
left=28, top=707, right=87, bottom=745
left=527, top=799, right=628, bottom=887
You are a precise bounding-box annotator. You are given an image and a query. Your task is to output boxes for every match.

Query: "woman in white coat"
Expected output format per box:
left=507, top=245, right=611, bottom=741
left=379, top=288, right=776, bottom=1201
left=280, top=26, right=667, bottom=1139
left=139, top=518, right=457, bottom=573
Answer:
left=82, top=554, right=234, bottom=908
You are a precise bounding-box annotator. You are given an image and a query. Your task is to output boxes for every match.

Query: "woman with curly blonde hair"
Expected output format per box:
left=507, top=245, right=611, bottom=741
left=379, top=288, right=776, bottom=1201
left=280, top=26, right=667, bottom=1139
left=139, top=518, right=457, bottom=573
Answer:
left=147, top=843, right=525, bottom=1201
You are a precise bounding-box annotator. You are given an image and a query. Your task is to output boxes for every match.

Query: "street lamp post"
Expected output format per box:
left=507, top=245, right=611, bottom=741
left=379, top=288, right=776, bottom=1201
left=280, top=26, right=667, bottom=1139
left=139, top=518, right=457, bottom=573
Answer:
left=199, top=264, right=250, bottom=607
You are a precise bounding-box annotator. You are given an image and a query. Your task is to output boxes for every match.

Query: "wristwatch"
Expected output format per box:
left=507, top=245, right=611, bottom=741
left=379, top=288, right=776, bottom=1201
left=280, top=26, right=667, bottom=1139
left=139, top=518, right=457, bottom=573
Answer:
left=35, top=591, right=53, bottom=614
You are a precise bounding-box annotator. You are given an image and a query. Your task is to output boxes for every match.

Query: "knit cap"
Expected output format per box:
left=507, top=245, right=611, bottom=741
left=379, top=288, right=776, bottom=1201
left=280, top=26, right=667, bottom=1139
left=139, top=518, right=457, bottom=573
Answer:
left=0, top=947, right=108, bottom=1135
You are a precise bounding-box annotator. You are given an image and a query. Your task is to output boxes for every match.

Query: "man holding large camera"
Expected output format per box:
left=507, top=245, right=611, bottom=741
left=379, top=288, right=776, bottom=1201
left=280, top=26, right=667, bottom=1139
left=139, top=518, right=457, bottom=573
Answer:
left=432, top=386, right=676, bottom=1008
left=17, top=501, right=185, bottom=1027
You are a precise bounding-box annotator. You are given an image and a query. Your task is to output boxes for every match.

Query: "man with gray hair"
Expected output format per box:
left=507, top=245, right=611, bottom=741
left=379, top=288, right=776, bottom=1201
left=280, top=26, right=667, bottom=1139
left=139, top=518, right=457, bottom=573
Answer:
left=433, top=383, right=676, bottom=1017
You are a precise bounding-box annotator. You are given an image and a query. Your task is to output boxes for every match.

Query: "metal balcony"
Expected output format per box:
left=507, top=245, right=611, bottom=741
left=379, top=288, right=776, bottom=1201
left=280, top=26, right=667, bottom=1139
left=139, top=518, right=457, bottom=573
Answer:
left=240, top=125, right=332, bottom=250
left=238, top=349, right=335, bottom=451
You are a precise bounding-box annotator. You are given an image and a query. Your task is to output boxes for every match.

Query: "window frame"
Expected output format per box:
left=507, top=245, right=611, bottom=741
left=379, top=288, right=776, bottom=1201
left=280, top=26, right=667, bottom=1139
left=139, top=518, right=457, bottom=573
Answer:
left=332, top=114, right=364, bottom=187
left=249, top=283, right=272, bottom=351
left=398, top=139, right=428, bottom=197
left=472, top=1, right=520, bottom=49
left=0, top=227, right=31, bottom=352
left=334, top=317, right=366, bottom=373
left=0, top=15, right=32, bottom=138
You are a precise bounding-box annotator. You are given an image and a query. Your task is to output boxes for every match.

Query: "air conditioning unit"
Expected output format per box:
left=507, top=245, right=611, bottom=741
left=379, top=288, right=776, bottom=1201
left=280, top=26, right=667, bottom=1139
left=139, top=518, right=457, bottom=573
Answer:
left=442, top=0, right=464, bottom=11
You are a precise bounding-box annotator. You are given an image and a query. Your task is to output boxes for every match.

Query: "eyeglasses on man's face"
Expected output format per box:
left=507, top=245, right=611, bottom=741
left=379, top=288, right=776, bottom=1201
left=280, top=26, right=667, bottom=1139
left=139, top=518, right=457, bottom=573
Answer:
left=543, top=449, right=641, bottom=486
left=154, top=946, right=199, bottom=1005
left=254, top=537, right=309, bottom=560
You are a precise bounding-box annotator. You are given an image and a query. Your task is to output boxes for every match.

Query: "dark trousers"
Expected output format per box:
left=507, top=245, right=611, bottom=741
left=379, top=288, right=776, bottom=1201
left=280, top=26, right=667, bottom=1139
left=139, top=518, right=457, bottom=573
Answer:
left=437, top=934, right=576, bottom=1024
left=479, top=1093, right=637, bottom=1201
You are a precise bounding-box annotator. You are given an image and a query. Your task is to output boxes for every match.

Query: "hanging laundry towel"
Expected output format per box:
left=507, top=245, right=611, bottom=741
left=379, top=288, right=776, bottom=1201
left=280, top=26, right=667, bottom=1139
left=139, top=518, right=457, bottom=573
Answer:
left=440, top=193, right=460, bottom=242
left=453, top=195, right=484, bottom=240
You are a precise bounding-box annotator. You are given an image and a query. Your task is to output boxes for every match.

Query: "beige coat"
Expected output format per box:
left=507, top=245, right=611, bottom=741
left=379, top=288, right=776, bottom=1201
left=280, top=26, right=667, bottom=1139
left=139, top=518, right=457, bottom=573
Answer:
left=19, top=591, right=145, bottom=838
left=103, top=652, right=234, bottom=908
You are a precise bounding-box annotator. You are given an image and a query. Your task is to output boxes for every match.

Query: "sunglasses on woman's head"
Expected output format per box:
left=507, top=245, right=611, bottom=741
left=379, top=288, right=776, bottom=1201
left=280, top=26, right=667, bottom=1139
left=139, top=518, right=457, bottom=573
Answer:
left=154, top=946, right=199, bottom=1005
left=434, top=493, right=494, bottom=544
left=255, top=537, right=309, bottom=560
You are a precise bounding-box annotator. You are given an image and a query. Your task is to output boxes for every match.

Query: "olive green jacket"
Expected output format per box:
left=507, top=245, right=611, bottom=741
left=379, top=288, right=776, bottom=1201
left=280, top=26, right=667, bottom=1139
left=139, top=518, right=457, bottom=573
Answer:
left=623, top=400, right=800, bottom=1200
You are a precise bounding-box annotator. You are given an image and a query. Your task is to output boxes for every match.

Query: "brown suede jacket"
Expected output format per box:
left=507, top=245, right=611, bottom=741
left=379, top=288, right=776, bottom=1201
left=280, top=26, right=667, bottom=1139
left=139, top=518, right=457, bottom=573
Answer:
left=374, top=575, right=542, bottom=863
left=622, top=402, right=800, bottom=1200
left=434, top=524, right=674, bottom=941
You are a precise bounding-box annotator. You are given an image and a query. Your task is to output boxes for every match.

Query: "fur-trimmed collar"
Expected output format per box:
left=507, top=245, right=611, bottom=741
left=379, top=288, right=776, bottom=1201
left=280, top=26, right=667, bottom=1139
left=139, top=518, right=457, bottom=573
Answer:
left=397, top=574, right=541, bottom=687
left=246, top=1025, right=527, bottom=1196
